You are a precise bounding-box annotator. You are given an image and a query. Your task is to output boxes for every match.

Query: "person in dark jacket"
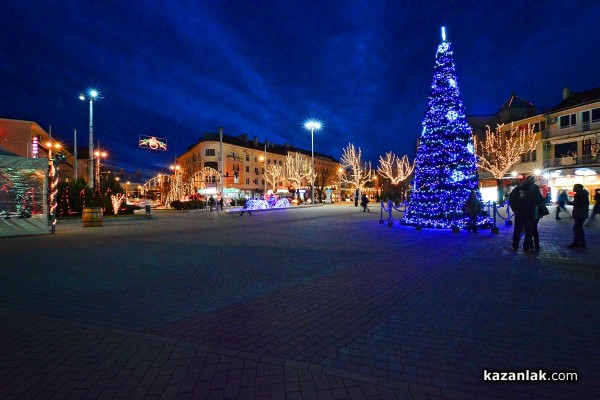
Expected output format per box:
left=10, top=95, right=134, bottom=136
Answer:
left=509, top=176, right=544, bottom=253
left=360, top=193, right=370, bottom=212
left=464, top=190, right=481, bottom=233
left=584, top=188, right=600, bottom=227
left=568, top=184, right=589, bottom=248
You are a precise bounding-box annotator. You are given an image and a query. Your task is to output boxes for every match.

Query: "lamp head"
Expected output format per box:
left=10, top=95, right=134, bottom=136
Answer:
left=304, top=118, right=323, bottom=131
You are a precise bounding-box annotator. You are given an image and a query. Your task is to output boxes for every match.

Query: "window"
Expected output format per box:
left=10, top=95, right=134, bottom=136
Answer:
left=245, top=178, right=250, bottom=184
left=246, top=154, right=250, bottom=161
left=205, top=148, right=215, bottom=156
left=229, top=152, right=236, bottom=158
left=582, top=138, right=599, bottom=156
left=520, top=150, right=537, bottom=163
left=255, top=167, right=259, bottom=175
left=246, top=166, right=250, bottom=173
left=559, top=114, right=576, bottom=129
left=592, top=108, right=600, bottom=122
left=254, top=156, right=258, bottom=162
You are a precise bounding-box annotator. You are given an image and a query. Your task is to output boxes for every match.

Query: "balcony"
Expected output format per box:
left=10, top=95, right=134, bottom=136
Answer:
left=544, top=153, right=600, bottom=169
left=544, top=119, right=600, bottom=139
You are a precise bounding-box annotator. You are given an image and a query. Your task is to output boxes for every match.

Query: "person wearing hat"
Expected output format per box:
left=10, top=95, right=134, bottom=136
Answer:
left=568, top=183, right=589, bottom=248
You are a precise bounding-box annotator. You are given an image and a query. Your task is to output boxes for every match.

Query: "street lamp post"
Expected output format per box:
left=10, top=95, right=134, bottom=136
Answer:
left=304, top=119, right=322, bottom=205
left=79, top=89, right=99, bottom=189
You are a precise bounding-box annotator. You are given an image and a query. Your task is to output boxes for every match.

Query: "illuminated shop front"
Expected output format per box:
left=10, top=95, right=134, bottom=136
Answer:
left=546, top=167, right=599, bottom=202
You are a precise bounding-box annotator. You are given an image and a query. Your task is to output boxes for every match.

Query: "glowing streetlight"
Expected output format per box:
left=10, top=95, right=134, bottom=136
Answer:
left=304, top=119, right=322, bottom=205
left=93, top=149, right=108, bottom=184
left=80, top=88, right=100, bottom=189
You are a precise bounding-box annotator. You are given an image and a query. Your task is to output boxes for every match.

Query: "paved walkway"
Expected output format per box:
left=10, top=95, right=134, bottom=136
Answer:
left=1, top=205, right=598, bottom=399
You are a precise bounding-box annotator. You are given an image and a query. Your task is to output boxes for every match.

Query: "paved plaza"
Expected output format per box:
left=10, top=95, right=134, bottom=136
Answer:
left=1, top=204, right=599, bottom=400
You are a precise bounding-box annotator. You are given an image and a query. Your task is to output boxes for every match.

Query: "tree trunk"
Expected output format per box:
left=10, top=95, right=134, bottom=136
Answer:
left=496, top=179, right=504, bottom=204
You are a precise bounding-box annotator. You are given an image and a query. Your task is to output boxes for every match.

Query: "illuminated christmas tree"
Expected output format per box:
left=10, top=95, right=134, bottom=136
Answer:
left=403, top=28, right=487, bottom=229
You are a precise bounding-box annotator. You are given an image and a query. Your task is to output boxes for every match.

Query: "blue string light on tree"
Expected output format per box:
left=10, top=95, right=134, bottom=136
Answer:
left=402, top=27, right=490, bottom=229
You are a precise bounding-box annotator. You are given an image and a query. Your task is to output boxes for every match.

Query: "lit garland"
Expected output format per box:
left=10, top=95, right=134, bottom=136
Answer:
left=244, top=198, right=290, bottom=210
left=48, top=161, right=58, bottom=231
left=402, top=31, right=490, bottom=229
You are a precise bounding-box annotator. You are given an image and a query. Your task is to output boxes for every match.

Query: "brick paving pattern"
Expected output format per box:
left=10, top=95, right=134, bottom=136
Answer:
left=1, top=205, right=599, bottom=399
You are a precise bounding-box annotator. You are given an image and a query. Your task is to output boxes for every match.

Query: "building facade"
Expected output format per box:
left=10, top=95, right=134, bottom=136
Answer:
left=540, top=87, right=600, bottom=201
left=0, top=118, right=84, bottom=182
left=176, top=132, right=341, bottom=201
left=469, top=87, right=600, bottom=203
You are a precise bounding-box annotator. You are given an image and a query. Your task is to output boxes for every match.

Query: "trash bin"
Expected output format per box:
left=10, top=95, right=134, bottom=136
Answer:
left=145, top=205, right=151, bottom=219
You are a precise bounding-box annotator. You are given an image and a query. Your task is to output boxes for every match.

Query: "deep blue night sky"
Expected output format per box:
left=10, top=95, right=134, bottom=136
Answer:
left=2, top=0, right=599, bottom=178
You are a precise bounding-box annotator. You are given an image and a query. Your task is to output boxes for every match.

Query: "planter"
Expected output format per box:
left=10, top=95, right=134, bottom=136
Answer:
left=82, top=207, right=103, bottom=227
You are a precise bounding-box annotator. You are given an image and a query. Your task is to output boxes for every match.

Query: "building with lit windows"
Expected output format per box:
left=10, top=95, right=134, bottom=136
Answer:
left=0, top=118, right=83, bottom=182
left=539, top=87, right=600, bottom=202
left=176, top=131, right=341, bottom=201
left=469, top=87, right=600, bottom=203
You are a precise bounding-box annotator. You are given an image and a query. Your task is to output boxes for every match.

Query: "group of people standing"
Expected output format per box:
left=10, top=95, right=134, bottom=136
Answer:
left=509, top=176, right=597, bottom=252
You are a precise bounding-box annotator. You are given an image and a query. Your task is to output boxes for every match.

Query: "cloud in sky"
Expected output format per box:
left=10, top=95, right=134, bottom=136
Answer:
left=1, top=0, right=599, bottom=178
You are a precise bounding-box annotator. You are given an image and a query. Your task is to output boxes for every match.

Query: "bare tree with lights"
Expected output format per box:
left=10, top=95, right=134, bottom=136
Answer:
left=265, top=163, right=285, bottom=191
left=110, top=193, right=126, bottom=215
left=377, top=152, right=414, bottom=185
left=339, top=143, right=374, bottom=190
left=285, top=152, right=313, bottom=198
left=474, top=123, right=537, bottom=202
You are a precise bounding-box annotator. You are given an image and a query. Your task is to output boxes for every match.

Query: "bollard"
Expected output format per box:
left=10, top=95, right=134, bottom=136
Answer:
left=491, top=202, right=499, bottom=234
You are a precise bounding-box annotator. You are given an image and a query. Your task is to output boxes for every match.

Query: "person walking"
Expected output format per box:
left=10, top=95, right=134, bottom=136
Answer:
left=568, top=184, right=589, bottom=248
left=556, top=189, right=568, bottom=219
left=240, top=198, right=252, bottom=216
left=360, top=193, right=370, bottom=212
left=464, top=190, right=481, bottom=233
left=584, top=188, right=600, bottom=227
left=509, top=176, right=543, bottom=253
